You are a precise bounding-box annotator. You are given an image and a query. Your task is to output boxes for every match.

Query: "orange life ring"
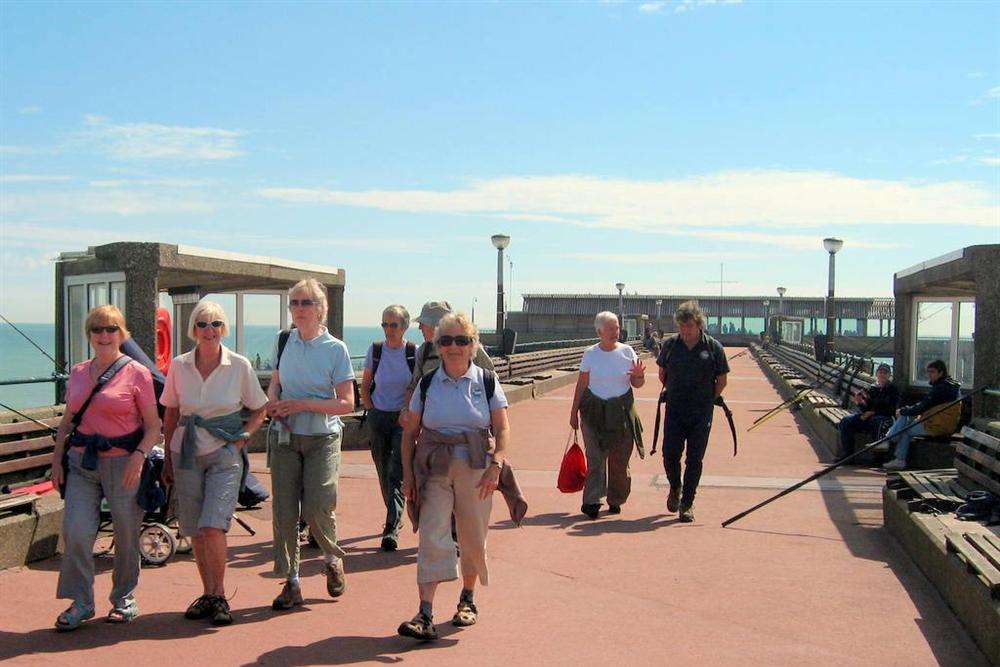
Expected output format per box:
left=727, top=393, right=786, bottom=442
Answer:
left=156, top=307, right=172, bottom=375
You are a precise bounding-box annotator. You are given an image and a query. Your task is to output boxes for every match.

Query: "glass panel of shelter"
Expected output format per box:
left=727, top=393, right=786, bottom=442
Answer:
left=957, top=302, right=975, bottom=387
left=911, top=298, right=974, bottom=388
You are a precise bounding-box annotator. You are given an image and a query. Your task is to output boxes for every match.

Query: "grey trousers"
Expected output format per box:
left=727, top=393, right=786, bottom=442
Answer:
left=270, top=432, right=345, bottom=578
left=581, top=420, right=634, bottom=508
left=57, top=449, right=143, bottom=610
left=367, top=409, right=405, bottom=539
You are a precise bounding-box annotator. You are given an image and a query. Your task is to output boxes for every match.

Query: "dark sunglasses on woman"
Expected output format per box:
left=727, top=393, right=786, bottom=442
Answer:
left=381, top=322, right=400, bottom=329
left=195, top=320, right=225, bottom=329
left=438, top=335, right=472, bottom=347
left=89, top=325, right=121, bottom=334
left=289, top=299, right=315, bottom=307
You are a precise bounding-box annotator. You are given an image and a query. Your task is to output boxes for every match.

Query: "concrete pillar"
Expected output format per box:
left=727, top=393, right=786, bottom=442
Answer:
left=53, top=260, right=67, bottom=404
left=893, top=295, right=914, bottom=390
left=326, top=283, right=344, bottom=340
left=122, top=267, right=158, bottom=362
left=971, top=247, right=1000, bottom=418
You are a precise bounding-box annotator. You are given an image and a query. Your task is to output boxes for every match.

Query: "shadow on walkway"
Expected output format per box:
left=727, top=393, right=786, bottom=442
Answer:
left=244, top=626, right=462, bottom=666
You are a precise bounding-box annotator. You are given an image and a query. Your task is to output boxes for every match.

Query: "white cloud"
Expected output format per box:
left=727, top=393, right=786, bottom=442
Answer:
left=82, top=115, right=245, bottom=161
left=88, top=178, right=212, bottom=188
left=639, top=0, right=741, bottom=13
left=979, top=157, right=1000, bottom=167
left=565, top=250, right=752, bottom=263
left=0, top=145, right=48, bottom=155
left=658, top=228, right=903, bottom=250
left=18, top=106, right=42, bottom=115
left=967, top=71, right=986, bottom=79
left=0, top=174, right=72, bottom=183
left=639, top=2, right=666, bottom=11
left=987, top=86, right=1000, bottom=98
left=2, top=189, right=216, bottom=217
left=974, top=133, right=1000, bottom=140
left=931, top=154, right=969, bottom=165
left=259, top=169, right=998, bottom=231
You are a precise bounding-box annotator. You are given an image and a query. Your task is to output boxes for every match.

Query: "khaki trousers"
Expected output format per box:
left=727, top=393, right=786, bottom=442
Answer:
left=580, top=420, right=634, bottom=508
left=417, top=457, right=493, bottom=585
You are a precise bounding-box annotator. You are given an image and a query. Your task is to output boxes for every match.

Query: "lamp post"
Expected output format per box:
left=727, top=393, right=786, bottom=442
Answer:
left=762, top=299, right=770, bottom=338
left=776, top=286, right=786, bottom=316
left=491, top=234, right=511, bottom=343
left=615, top=282, right=625, bottom=341
left=471, top=297, right=477, bottom=324
left=655, top=299, right=662, bottom=322
left=823, top=237, right=844, bottom=354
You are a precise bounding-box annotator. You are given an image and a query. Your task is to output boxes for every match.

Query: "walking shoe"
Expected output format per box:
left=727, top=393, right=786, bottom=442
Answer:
left=380, top=535, right=398, bottom=552
left=184, top=595, right=215, bottom=620
left=272, top=581, right=304, bottom=611
left=581, top=503, right=600, bottom=520
left=667, top=487, right=681, bottom=513
left=679, top=505, right=695, bottom=523
left=452, top=600, right=478, bottom=626
left=883, top=458, right=907, bottom=471
left=608, top=505, right=622, bottom=515
left=398, top=612, right=437, bottom=641
left=325, top=560, right=346, bottom=597
left=209, top=596, right=232, bottom=626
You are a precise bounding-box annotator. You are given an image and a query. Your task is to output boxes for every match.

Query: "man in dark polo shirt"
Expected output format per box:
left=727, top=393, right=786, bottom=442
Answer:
left=656, top=301, right=729, bottom=522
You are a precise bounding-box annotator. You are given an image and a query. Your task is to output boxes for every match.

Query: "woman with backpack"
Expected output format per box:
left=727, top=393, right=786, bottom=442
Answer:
left=360, top=304, right=416, bottom=552
left=50, top=305, right=161, bottom=631
left=266, top=278, right=356, bottom=611
left=398, top=312, right=511, bottom=641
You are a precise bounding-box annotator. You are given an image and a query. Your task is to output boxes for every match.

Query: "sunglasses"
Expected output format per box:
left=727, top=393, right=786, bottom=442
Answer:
left=438, top=335, right=473, bottom=347
left=289, top=299, right=315, bottom=307
left=89, top=325, right=120, bottom=334
left=195, top=320, right=225, bottom=329
left=381, top=322, right=400, bottom=329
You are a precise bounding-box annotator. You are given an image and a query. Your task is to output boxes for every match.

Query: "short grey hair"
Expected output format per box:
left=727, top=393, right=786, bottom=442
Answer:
left=435, top=312, right=478, bottom=345
left=674, top=300, right=705, bottom=328
left=188, top=300, right=229, bottom=341
left=289, top=278, right=328, bottom=322
left=382, top=304, right=410, bottom=330
left=594, top=311, right=619, bottom=333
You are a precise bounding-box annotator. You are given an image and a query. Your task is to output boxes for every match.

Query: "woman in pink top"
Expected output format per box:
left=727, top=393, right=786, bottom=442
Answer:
left=50, top=305, right=161, bottom=631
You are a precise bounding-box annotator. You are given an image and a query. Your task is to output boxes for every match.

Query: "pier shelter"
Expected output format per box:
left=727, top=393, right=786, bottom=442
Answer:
left=892, top=244, right=1000, bottom=418
left=54, top=242, right=345, bottom=394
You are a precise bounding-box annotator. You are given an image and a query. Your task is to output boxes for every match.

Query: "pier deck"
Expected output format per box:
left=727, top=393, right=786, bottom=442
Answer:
left=0, top=349, right=987, bottom=665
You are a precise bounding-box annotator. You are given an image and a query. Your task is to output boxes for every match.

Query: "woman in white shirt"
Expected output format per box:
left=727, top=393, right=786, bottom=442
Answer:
left=569, top=312, right=646, bottom=520
left=161, top=300, right=268, bottom=626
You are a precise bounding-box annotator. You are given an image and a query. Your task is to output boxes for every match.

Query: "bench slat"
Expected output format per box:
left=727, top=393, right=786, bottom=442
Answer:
left=954, top=441, right=1000, bottom=476
left=0, top=417, right=60, bottom=437
left=0, top=435, right=54, bottom=457
left=960, top=426, right=1000, bottom=453
left=966, top=533, right=1000, bottom=573
left=955, top=459, right=1000, bottom=497
left=946, top=534, right=1000, bottom=593
left=0, top=453, right=51, bottom=475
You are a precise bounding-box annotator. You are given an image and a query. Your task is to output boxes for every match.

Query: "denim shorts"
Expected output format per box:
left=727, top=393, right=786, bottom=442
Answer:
left=171, top=443, right=242, bottom=536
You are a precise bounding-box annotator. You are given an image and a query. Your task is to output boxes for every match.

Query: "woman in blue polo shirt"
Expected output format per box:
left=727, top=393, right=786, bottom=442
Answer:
left=267, top=278, right=356, bottom=611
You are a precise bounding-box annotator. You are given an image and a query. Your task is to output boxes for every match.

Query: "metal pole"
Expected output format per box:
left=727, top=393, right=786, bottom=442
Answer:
left=496, top=247, right=505, bottom=340
left=826, top=252, right=836, bottom=353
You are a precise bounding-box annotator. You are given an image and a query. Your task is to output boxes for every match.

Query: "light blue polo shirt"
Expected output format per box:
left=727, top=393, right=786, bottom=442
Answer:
left=409, top=364, right=508, bottom=458
left=364, top=342, right=411, bottom=412
left=272, top=328, right=355, bottom=435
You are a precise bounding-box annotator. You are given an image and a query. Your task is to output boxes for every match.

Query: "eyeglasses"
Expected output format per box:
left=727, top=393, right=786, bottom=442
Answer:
left=195, top=320, right=225, bottom=329
left=289, top=299, right=315, bottom=308
left=381, top=322, right=400, bottom=329
left=89, top=325, right=120, bottom=334
left=438, top=335, right=473, bottom=347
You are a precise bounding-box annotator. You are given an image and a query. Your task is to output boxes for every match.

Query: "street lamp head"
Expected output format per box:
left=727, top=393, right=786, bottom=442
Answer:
left=776, top=287, right=787, bottom=297
left=615, top=282, right=625, bottom=292
left=763, top=299, right=770, bottom=307
left=822, top=237, right=844, bottom=254
left=491, top=234, right=511, bottom=250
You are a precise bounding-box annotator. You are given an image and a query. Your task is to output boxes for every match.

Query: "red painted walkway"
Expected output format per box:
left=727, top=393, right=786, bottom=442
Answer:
left=0, top=350, right=986, bottom=665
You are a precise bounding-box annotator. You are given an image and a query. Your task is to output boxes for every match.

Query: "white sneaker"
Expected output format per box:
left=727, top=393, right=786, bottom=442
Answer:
left=883, top=458, right=907, bottom=471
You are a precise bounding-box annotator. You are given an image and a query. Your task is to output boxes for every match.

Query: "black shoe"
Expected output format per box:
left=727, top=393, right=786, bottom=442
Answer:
left=209, top=596, right=232, bottom=626
left=381, top=535, right=398, bottom=552
left=184, top=595, right=215, bottom=620
left=581, top=504, right=600, bottom=520
left=398, top=612, right=437, bottom=641
left=667, top=487, right=681, bottom=513
left=608, top=505, right=622, bottom=515
left=679, top=505, right=694, bottom=523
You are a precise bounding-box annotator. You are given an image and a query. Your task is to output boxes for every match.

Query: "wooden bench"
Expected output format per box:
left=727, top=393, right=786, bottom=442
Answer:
left=0, top=416, right=60, bottom=483
left=956, top=424, right=1000, bottom=497
left=946, top=531, right=1000, bottom=599
left=886, top=470, right=970, bottom=513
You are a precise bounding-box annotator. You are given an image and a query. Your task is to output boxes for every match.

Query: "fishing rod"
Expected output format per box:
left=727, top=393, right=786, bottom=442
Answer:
left=0, top=400, right=59, bottom=432
left=723, top=384, right=988, bottom=528
left=0, top=313, right=64, bottom=372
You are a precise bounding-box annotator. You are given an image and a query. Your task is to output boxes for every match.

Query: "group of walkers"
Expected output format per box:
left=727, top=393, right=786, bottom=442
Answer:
left=47, top=284, right=960, bottom=640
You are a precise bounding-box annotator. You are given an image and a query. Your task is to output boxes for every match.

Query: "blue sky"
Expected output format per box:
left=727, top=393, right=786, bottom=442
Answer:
left=1, top=0, right=998, bottom=327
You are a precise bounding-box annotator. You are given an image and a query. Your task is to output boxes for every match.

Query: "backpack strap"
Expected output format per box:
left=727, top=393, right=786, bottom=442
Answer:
left=371, top=342, right=384, bottom=375
left=484, top=370, right=496, bottom=403
left=275, top=329, right=292, bottom=370
left=72, top=355, right=133, bottom=427
left=405, top=341, right=416, bottom=372
left=419, top=367, right=436, bottom=409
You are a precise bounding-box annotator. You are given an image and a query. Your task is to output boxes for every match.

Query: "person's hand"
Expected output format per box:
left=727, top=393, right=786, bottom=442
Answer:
left=265, top=401, right=280, bottom=418
left=569, top=412, right=579, bottom=430
left=476, top=464, right=501, bottom=500
left=162, top=456, right=174, bottom=486
left=629, top=360, right=647, bottom=380
left=402, top=471, right=415, bottom=501
left=271, top=399, right=305, bottom=417
left=50, top=454, right=64, bottom=488
left=233, top=438, right=248, bottom=450
left=397, top=408, right=408, bottom=427
left=361, top=398, right=374, bottom=411
left=122, top=451, right=145, bottom=489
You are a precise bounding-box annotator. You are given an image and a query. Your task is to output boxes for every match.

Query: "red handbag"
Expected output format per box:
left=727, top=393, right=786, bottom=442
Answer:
left=557, top=431, right=588, bottom=493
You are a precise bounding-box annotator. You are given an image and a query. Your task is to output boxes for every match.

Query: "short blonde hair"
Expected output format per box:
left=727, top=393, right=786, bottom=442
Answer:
left=594, top=311, right=619, bottom=333
left=434, top=312, right=478, bottom=345
left=188, top=300, right=230, bottom=341
left=289, top=278, right=328, bottom=322
left=382, top=304, right=410, bottom=330
left=85, top=305, right=130, bottom=340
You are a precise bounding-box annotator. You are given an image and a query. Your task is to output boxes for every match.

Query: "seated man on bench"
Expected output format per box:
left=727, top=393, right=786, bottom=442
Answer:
left=837, top=363, right=899, bottom=457
left=883, top=359, right=961, bottom=471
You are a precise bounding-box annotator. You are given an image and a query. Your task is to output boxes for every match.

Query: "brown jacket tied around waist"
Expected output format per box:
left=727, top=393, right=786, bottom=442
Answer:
left=579, top=387, right=645, bottom=459
left=407, top=427, right=528, bottom=531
